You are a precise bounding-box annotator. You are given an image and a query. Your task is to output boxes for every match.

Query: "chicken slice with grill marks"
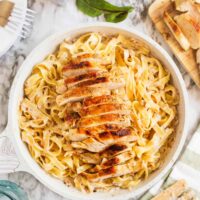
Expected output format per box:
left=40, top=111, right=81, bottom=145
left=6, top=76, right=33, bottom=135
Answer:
left=56, top=71, right=108, bottom=94
left=78, top=124, right=129, bottom=134
left=68, top=126, right=133, bottom=142
left=83, top=161, right=141, bottom=182
left=96, top=129, right=136, bottom=146
left=71, top=137, right=106, bottom=152
left=101, top=143, right=132, bottom=157
left=91, top=151, right=135, bottom=172
left=101, top=151, right=134, bottom=169
left=65, top=71, right=108, bottom=88
left=62, top=61, right=104, bottom=77
left=78, top=113, right=131, bottom=128
left=71, top=128, right=137, bottom=152
left=56, top=77, right=124, bottom=94
left=56, top=87, right=110, bottom=106
left=83, top=94, right=129, bottom=108
left=72, top=77, right=125, bottom=89
left=79, top=103, right=130, bottom=117
left=68, top=124, right=130, bottom=142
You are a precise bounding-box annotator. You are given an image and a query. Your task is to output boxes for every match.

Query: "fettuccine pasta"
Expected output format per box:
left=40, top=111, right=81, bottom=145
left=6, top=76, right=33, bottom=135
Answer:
left=19, top=32, right=179, bottom=192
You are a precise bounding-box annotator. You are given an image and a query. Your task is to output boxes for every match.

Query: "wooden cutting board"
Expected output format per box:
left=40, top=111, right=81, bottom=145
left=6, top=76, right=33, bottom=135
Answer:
left=148, top=0, right=200, bottom=88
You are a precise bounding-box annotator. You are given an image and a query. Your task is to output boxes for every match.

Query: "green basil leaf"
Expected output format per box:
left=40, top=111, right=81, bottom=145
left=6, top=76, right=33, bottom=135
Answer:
left=86, top=0, right=133, bottom=12
left=76, top=0, right=102, bottom=17
left=104, top=11, right=128, bottom=23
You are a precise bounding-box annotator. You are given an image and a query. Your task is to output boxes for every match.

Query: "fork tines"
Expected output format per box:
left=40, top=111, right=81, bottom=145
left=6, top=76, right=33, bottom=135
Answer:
left=5, top=5, right=35, bottom=39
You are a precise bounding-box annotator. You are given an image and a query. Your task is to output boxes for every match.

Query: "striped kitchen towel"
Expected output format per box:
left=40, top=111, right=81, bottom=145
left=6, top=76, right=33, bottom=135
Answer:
left=140, top=125, right=200, bottom=200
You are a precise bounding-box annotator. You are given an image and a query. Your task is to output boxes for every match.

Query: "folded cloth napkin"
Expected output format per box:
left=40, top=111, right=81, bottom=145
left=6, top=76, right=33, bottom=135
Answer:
left=140, top=125, right=200, bottom=200
left=0, top=180, right=28, bottom=200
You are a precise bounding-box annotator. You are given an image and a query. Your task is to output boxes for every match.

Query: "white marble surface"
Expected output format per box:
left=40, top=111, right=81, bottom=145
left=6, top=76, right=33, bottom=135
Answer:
left=0, top=0, right=200, bottom=199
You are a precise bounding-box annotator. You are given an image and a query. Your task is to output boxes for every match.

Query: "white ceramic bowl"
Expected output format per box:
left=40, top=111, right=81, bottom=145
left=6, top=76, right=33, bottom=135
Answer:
left=0, top=23, right=189, bottom=200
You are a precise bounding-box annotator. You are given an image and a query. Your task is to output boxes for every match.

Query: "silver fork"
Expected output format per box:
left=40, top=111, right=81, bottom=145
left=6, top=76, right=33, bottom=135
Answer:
left=5, top=4, right=35, bottom=39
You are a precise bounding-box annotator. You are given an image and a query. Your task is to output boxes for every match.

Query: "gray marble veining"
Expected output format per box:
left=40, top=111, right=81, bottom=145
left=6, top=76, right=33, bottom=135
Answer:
left=0, top=0, right=200, bottom=199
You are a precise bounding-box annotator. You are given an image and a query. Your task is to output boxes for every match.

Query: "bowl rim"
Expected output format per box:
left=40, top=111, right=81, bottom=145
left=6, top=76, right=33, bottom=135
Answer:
left=8, top=22, right=189, bottom=200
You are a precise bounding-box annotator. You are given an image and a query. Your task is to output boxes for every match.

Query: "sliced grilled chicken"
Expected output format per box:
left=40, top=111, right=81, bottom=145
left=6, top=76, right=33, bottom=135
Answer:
left=57, top=72, right=106, bottom=94
left=71, top=137, right=106, bottom=152
left=163, top=12, right=190, bottom=51
left=56, top=87, right=110, bottom=106
left=101, top=151, right=134, bottom=169
left=64, top=72, right=107, bottom=88
left=91, top=151, right=135, bottom=172
left=62, top=61, right=103, bottom=77
left=81, top=124, right=130, bottom=133
left=71, top=124, right=129, bottom=135
left=83, top=95, right=127, bottom=108
left=79, top=103, right=130, bottom=117
left=175, top=9, right=200, bottom=49
left=78, top=114, right=131, bottom=128
left=71, top=129, right=136, bottom=152
left=96, top=128, right=136, bottom=144
left=56, top=75, right=109, bottom=94
left=57, top=77, right=124, bottom=94
left=69, top=127, right=133, bottom=142
left=101, top=143, right=132, bottom=157
left=68, top=124, right=130, bottom=141
left=83, top=162, right=136, bottom=182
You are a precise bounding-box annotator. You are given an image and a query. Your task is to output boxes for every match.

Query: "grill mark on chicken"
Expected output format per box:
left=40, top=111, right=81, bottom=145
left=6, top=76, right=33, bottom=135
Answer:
left=79, top=113, right=130, bottom=128
left=63, top=61, right=91, bottom=70
left=62, top=61, right=103, bottom=77
left=79, top=103, right=129, bottom=117
left=79, top=124, right=129, bottom=134
left=56, top=72, right=106, bottom=94
left=83, top=95, right=116, bottom=107
left=64, top=72, right=99, bottom=85
left=56, top=87, right=110, bottom=106
left=71, top=129, right=136, bottom=152
left=101, top=143, right=131, bottom=159
left=69, top=128, right=132, bottom=142
left=74, top=77, right=109, bottom=87
left=68, top=124, right=130, bottom=141
left=98, top=128, right=131, bottom=140
left=102, top=151, right=133, bottom=168
left=105, top=143, right=128, bottom=154
left=100, top=166, right=116, bottom=176
left=102, top=157, right=120, bottom=167
left=83, top=163, right=134, bottom=182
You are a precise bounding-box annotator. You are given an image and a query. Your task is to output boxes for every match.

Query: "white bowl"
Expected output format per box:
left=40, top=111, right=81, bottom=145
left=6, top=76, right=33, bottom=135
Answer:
left=2, top=23, right=188, bottom=200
